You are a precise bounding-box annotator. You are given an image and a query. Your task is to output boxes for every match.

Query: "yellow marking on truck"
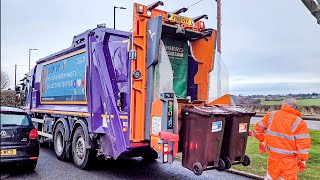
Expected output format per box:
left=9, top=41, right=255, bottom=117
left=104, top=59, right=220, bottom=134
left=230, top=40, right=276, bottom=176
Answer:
left=101, top=115, right=128, bottom=119
left=31, top=109, right=53, bottom=114
left=21, top=106, right=30, bottom=110
left=120, top=115, right=128, bottom=119
left=42, top=49, right=86, bottom=65
left=52, top=111, right=90, bottom=117
left=169, top=14, right=192, bottom=26
left=41, top=101, right=88, bottom=105
left=31, top=109, right=91, bottom=117
left=101, top=114, right=115, bottom=119
left=122, top=39, right=131, bottom=50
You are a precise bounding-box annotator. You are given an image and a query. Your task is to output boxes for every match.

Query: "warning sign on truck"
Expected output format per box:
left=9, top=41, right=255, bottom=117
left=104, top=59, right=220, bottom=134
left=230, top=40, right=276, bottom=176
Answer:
left=151, top=116, right=162, bottom=135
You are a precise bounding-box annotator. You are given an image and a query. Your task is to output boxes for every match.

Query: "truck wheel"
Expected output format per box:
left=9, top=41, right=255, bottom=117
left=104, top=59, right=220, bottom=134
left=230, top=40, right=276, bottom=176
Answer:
left=242, top=155, right=250, bottom=166
left=193, top=162, right=203, bottom=176
left=223, top=157, right=232, bottom=170
left=54, top=123, right=67, bottom=160
left=217, top=159, right=225, bottom=171
left=72, top=126, right=91, bottom=169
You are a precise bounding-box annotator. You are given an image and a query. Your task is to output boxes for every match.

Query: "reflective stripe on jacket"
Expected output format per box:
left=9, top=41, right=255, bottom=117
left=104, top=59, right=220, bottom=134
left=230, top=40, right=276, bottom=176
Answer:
left=253, top=105, right=311, bottom=161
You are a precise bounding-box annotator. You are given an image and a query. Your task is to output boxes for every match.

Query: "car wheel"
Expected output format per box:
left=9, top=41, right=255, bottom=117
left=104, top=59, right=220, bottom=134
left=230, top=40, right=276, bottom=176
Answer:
left=54, top=123, right=67, bottom=160
left=72, top=126, right=91, bottom=170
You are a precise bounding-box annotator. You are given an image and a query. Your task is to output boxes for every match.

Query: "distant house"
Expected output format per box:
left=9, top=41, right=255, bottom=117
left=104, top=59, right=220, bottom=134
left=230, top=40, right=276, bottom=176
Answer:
left=265, top=95, right=281, bottom=101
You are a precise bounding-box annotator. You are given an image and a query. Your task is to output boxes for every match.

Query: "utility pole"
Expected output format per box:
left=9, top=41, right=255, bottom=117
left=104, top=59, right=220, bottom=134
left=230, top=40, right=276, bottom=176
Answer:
left=217, top=0, right=222, bottom=53
left=114, top=6, right=126, bottom=29
left=216, top=0, right=222, bottom=98
left=29, top=48, right=38, bottom=71
left=14, top=64, right=17, bottom=88
left=114, top=6, right=116, bottom=29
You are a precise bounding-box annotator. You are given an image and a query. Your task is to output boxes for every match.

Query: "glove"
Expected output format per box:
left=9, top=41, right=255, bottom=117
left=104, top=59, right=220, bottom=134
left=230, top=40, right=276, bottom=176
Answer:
left=259, top=142, right=266, bottom=154
left=298, top=161, right=306, bottom=172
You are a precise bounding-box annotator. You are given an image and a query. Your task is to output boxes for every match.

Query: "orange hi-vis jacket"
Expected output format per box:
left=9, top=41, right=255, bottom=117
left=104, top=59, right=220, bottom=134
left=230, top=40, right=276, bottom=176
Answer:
left=253, top=105, right=311, bottom=161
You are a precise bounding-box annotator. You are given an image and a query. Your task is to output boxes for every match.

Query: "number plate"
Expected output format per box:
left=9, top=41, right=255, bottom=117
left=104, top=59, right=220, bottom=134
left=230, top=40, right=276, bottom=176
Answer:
left=169, top=14, right=192, bottom=25
left=1, top=149, right=17, bottom=156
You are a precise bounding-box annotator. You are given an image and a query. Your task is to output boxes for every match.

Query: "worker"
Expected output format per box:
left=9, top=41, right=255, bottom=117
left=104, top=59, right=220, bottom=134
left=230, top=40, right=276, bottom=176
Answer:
left=252, top=98, right=311, bottom=180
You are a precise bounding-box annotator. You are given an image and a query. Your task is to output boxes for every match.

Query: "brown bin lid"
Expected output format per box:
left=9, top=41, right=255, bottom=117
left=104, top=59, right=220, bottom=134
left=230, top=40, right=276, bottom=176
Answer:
left=182, top=106, right=230, bottom=117
left=215, top=105, right=256, bottom=116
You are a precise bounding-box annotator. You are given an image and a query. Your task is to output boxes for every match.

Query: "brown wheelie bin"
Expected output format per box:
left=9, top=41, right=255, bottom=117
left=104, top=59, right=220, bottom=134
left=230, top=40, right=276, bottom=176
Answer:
left=181, top=106, right=230, bottom=175
left=217, top=105, right=256, bottom=169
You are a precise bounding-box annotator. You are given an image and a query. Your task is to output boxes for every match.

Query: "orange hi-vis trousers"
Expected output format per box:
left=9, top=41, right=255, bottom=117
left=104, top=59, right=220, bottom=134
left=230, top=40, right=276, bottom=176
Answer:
left=265, top=152, right=298, bottom=180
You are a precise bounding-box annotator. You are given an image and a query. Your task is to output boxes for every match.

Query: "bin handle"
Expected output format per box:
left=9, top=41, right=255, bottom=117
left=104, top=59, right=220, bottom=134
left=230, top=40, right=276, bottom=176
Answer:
left=158, top=131, right=179, bottom=142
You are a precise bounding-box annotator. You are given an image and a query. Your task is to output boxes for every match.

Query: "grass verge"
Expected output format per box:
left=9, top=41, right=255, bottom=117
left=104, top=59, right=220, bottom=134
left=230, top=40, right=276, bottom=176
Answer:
left=232, top=126, right=320, bottom=180
left=261, top=99, right=320, bottom=106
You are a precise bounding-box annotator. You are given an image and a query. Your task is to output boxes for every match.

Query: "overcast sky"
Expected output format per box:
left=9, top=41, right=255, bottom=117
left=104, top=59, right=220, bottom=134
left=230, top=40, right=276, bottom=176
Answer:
left=1, top=0, right=320, bottom=89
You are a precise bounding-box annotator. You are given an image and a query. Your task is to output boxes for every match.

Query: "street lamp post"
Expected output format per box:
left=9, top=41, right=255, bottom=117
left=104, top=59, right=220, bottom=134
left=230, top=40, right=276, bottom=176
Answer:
left=29, top=48, right=38, bottom=71
left=114, top=6, right=126, bottom=29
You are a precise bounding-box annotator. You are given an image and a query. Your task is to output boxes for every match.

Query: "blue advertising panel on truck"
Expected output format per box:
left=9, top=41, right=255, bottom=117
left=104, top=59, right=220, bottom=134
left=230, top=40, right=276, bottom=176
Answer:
left=41, top=50, right=87, bottom=104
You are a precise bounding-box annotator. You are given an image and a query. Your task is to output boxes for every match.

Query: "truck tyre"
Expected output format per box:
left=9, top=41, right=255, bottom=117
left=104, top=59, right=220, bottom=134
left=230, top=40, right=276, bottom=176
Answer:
left=54, top=123, right=67, bottom=160
left=72, top=126, right=91, bottom=170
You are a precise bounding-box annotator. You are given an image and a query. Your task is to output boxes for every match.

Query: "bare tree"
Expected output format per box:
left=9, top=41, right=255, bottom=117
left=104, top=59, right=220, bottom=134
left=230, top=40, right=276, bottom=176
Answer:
left=1, top=70, right=11, bottom=89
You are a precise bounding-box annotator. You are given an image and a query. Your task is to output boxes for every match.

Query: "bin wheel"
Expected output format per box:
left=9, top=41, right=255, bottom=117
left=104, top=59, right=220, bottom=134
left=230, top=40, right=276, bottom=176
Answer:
left=193, top=162, right=203, bottom=176
left=242, top=155, right=251, bottom=166
left=217, top=159, right=225, bottom=171
left=223, top=157, right=232, bottom=170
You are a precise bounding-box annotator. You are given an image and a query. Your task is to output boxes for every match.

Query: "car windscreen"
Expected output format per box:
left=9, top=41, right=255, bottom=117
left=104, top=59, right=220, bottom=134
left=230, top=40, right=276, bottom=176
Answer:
left=0, top=112, right=32, bottom=127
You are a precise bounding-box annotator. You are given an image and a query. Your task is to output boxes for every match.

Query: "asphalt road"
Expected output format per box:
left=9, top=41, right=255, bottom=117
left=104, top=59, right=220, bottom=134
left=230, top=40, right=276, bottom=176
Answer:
left=1, top=117, right=316, bottom=180
left=1, top=146, right=252, bottom=180
left=250, top=116, right=320, bottom=130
